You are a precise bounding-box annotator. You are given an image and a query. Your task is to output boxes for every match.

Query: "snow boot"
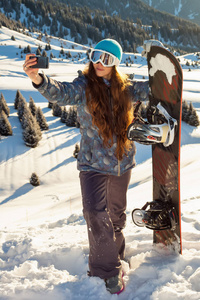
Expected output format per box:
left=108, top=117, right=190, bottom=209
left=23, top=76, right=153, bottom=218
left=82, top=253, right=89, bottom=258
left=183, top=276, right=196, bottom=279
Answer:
left=105, top=270, right=124, bottom=295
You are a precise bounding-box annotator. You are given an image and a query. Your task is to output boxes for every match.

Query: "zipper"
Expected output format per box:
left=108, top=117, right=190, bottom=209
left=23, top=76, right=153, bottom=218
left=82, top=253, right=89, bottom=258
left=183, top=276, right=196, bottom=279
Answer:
left=106, top=82, right=120, bottom=176
left=118, top=160, right=121, bottom=176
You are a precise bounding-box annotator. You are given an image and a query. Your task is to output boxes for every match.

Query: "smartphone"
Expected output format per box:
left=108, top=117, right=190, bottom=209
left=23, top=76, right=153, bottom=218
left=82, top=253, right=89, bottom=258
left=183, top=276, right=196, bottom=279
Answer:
left=30, top=56, right=49, bottom=69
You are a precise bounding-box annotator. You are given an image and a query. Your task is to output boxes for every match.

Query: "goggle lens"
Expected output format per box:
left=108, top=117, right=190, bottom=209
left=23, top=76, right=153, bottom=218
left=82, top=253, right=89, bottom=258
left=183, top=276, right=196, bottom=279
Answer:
left=90, top=50, right=116, bottom=67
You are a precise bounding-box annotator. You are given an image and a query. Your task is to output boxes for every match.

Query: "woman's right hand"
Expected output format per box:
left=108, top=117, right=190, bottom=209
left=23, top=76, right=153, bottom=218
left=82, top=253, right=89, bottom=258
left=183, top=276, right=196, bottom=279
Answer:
left=23, top=54, right=43, bottom=85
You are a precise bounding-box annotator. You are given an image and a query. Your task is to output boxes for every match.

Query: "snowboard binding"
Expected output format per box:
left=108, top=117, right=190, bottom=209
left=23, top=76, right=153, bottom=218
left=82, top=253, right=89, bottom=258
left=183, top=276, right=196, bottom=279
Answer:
left=127, top=101, right=177, bottom=147
left=132, top=200, right=178, bottom=231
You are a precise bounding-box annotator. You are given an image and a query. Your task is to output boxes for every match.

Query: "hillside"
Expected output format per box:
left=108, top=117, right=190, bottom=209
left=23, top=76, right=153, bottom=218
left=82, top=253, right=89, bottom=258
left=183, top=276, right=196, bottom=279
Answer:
left=140, top=0, right=200, bottom=26
left=1, top=0, right=200, bottom=52
left=0, top=26, right=200, bottom=299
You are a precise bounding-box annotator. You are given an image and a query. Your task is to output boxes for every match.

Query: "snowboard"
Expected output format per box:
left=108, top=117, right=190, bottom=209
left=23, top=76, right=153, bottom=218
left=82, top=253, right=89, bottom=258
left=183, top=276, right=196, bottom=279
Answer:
left=130, top=45, right=183, bottom=254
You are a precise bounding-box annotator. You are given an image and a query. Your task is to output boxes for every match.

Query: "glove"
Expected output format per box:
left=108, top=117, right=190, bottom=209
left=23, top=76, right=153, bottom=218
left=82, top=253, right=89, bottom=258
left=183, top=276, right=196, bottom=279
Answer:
left=142, top=40, right=164, bottom=58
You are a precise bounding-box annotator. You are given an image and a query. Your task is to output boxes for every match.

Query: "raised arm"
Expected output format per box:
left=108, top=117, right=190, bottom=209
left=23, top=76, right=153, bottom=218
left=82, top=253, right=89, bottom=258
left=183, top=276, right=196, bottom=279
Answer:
left=23, top=54, right=87, bottom=106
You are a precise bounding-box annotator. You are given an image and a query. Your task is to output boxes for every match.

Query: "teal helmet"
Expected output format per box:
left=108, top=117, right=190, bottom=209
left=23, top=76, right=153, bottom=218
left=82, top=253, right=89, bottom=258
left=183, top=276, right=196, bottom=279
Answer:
left=94, top=39, right=123, bottom=63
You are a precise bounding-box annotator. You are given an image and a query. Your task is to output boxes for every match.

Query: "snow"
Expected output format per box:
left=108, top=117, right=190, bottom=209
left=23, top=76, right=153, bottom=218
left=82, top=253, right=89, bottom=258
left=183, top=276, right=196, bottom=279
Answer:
left=188, top=12, right=198, bottom=21
left=174, top=0, right=183, bottom=16
left=0, top=26, right=200, bottom=299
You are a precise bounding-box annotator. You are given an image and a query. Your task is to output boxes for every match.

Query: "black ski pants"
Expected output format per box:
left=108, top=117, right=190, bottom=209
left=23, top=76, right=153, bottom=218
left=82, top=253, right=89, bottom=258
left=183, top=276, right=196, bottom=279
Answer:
left=80, top=170, right=131, bottom=279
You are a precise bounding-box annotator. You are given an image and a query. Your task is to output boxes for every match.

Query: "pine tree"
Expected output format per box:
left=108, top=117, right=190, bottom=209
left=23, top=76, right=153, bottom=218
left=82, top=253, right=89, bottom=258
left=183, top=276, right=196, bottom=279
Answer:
left=50, top=52, right=54, bottom=60
left=188, top=106, right=200, bottom=127
left=61, top=107, right=68, bottom=123
left=23, top=118, right=41, bottom=148
left=66, top=51, right=72, bottom=59
left=66, top=107, right=77, bottom=127
left=52, top=103, right=62, bottom=117
left=36, top=48, right=42, bottom=56
left=182, top=100, right=200, bottom=127
left=36, top=45, right=42, bottom=56
left=14, top=90, right=24, bottom=110
left=30, top=114, right=42, bottom=141
left=42, top=50, right=47, bottom=57
left=187, top=102, right=195, bottom=125
left=48, top=101, right=53, bottom=109
left=21, top=105, right=42, bottom=136
left=36, top=107, right=49, bottom=130
left=24, top=45, right=32, bottom=53
left=189, top=111, right=200, bottom=127
left=73, top=143, right=80, bottom=159
left=29, top=96, right=37, bottom=116
left=21, top=105, right=32, bottom=129
left=0, top=93, right=10, bottom=116
left=70, top=23, right=78, bottom=39
left=0, top=110, right=12, bottom=136
left=60, top=46, right=65, bottom=55
left=20, top=102, right=42, bottom=147
left=17, top=96, right=27, bottom=122
left=30, top=172, right=40, bottom=186
left=182, top=100, right=189, bottom=122
left=45, top=43, right=51, bottom=51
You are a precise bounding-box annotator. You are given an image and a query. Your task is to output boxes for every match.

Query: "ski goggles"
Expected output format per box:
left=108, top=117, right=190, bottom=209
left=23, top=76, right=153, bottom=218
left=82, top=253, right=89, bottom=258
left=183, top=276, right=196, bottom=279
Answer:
left=89, top=49, right=120, bottom=67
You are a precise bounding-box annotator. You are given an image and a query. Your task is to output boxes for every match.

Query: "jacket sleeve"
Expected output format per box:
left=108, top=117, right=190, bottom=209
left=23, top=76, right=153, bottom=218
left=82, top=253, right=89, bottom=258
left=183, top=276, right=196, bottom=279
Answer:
left=129, top=80, right=149, bottom=103
left=33, top=73, right=87, bottom=106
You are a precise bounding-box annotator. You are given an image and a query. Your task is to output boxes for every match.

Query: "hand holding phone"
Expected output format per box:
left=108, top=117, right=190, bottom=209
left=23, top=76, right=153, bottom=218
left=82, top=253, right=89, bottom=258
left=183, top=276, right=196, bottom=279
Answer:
left=23, top=54, right=44, bottom=85
left=29, top=56, right=49, bottom=69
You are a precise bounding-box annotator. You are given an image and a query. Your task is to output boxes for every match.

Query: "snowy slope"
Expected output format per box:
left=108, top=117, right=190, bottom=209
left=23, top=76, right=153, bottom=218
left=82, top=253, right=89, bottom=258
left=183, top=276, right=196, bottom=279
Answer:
left=140, top=0, right=200, bottom=25
left=0, top=27, right=200, bottom=299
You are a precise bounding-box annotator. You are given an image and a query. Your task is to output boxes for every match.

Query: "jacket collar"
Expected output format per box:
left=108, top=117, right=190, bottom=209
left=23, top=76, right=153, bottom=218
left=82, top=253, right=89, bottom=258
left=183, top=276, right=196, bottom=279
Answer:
left=103, top=78, right=111, bottom=87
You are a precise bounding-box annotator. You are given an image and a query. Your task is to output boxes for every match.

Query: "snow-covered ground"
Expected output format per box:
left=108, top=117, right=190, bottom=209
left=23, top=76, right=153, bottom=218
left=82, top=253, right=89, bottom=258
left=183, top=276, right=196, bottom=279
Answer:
left=0, top=26, right=200, bottom=299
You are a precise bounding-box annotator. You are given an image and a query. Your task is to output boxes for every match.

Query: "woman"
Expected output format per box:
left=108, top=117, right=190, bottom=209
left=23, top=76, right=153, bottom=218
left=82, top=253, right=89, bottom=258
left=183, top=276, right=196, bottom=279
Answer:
left=23, top=39, right=149, bottom=294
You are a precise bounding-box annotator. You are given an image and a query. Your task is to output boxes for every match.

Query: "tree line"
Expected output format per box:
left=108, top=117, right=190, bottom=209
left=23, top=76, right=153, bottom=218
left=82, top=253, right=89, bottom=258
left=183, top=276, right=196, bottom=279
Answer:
left=1, top=0, right=200, bottom=52
left=0, top=91, right=80, bottom=145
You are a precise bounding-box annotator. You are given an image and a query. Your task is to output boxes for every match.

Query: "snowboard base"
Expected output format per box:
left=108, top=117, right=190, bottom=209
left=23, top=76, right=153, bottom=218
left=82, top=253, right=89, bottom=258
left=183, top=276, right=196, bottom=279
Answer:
left=147, top=45, right=183, bottom=254
left=129, top=44, right=183, bottom=254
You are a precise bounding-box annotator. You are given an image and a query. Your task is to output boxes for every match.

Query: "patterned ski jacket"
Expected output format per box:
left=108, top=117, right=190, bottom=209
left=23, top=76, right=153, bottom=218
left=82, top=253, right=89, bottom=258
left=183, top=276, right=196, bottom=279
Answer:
left=34, top=73, right=149, bottom=176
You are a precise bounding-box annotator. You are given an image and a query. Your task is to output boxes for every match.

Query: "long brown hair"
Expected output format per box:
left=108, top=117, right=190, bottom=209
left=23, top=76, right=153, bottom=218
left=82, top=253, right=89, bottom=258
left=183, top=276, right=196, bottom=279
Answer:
left=83, top=62, right=133, bottom=160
